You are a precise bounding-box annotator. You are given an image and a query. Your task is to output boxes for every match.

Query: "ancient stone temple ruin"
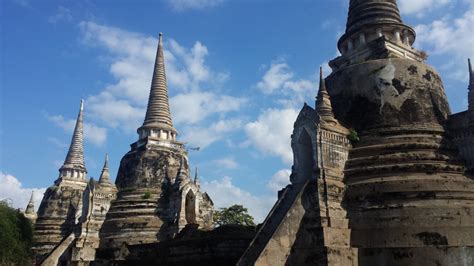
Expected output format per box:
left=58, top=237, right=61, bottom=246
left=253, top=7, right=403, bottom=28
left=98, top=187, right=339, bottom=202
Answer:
left=240, top=0, right=474, bottom=265
left=34, top=100, right=90, bottom=263
left=98, top=32, right=214, bottom=260
left=33, top=101, right=118, bottom=265
left=31, top=0, right=474, bottom=265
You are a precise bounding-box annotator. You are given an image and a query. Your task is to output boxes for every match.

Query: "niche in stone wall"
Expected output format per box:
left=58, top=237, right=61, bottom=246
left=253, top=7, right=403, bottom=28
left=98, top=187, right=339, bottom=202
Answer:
left=185, top=190, right=197, bottom=224
left=293, top=129, right=315, bottom=184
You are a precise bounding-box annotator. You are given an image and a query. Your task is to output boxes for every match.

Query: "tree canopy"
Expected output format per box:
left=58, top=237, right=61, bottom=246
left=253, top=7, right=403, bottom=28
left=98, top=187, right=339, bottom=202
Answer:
left=213, top=204, right=255, bottom=226
left=0, top=201, right=33, bottom=265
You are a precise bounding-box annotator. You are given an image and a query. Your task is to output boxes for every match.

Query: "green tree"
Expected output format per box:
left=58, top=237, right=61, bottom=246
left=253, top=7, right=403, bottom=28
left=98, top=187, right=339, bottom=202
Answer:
left=213, top=204, right=255, bottom=226
left=0, top=201, right=33, bottom=265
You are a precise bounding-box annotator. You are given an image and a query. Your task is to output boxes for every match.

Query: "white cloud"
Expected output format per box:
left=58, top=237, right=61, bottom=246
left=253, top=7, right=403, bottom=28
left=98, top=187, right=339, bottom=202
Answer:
left=399, top=0, right=451, bottom=17
left=180, top=118, right=243, bottom=148
left=48, top=114, right=108, bottom=146
left=214, top=157, right=239, bottom=169
left=414, top=4, right=474, bottom=81
left=245, top=108, right=299, bottom=164
left=87, top=91, right=144, bottom=132
left=48, top=6, right=73, bottom=24
left=170, top=92, right=246, bottom=125
left=266, top=169, right=291, bottom=192
left=257, top=62, right=294, bottom=94
left=201, top=176, right=274, bottom=222
left=256, top=59, right=316, bottom=108
left=0, top=172, right=46, bottom=212
left=167, top=0, right=225, bottom=11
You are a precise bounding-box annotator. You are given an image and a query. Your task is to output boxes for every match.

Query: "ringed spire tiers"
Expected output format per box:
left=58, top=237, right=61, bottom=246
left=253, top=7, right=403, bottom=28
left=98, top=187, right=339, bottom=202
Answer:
left=337, top=0, right=416, bottom=55
left=137, top=33, right=177, bottom=142
left=315, top=67, right=336, bottom=122
left=59, top=100, right=87, bottom=181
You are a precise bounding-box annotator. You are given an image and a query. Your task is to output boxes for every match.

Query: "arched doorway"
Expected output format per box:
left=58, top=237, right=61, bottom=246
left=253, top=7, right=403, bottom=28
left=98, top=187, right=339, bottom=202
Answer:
left=185, top=190, right=196, bottom=224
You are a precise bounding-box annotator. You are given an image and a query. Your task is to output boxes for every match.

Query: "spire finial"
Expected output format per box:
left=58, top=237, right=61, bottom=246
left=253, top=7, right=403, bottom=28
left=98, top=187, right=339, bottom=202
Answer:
left=99, top=153, right=111, bottom=184
left=194, top=167, right=199, bottom=185
left=316, top=68, right=336, bottom=121
left=139, top=32, right=176, bottom=137
left=469, top=58, right=473, bottom=88
left=60, top=100, right=87, bottom=178
left=25, top=190, right=35, bottom=214
left=319, top=67, right=327, bottom=93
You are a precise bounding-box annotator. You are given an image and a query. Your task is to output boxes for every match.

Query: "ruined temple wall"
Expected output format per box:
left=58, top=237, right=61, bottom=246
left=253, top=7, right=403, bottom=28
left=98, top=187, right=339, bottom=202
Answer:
left=33, top=183, right=86, bottom=262
left=449, top=111, right=474, bottom=171
left=239, top=106, right=356, bottom=266
left=72, top=182, right=117, bottom=263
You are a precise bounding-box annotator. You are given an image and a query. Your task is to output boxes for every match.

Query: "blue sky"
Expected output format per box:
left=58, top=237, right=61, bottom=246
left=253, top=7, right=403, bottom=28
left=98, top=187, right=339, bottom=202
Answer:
left=1, top=0, right=473, bottom=222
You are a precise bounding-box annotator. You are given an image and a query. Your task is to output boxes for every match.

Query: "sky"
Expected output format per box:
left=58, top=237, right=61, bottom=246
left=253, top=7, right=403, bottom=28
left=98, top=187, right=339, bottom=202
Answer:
left=1, top=0, right=473, bottom=222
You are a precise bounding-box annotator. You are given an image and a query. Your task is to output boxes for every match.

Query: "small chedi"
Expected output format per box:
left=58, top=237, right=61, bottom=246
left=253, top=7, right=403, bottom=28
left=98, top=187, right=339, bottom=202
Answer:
left=23, top=191, right=37, bottom=224
left=31, top=0, right=474, bottom=265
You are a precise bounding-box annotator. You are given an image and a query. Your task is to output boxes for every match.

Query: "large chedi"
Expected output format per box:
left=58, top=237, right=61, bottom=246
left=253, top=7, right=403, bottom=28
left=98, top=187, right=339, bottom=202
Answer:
left=98, top=33, right=214, bottom=260
left=239, top=0, right=474, bottom=265
left=326, top=0, right=474, bottom=264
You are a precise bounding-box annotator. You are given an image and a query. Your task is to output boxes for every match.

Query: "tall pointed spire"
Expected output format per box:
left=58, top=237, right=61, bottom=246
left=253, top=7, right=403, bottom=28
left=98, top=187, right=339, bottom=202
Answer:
left=141, top=33, right=175, bottom=131
left=99, top=153, right=111, bottom=185
left=316, top=67, right=336, bottom=121
left=59, top=100, right=87, bottom=180
left=137, top=33, right=177, bottom=143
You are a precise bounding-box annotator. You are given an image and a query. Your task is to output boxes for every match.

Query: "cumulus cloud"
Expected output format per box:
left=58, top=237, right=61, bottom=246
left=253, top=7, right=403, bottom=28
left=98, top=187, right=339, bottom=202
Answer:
left=201, top=176, right=274, bottom=222
left=48, top=114, right=108, bottom=146
left=170, top=92, right=246, bottom=125
left=257, top=60, right=315, bottom=97
left=399, top=0, right=451, bottom=17
left=214, top=157, right=239, bottom=169
left=180, top=118, right=243, bottom=148
left=266, top=169, right=291, bottom=192
left=245, top=108, right=299, bottom=164
left=167, top=0, right=225, bottom=11
left=0, top=172, right=46, bottom=212
left=414, top=4, right=474, bottom=81
left=257, top=61, right=295, bottom=94
left=87, top=91, right=144, bottom=132
left=256, top=59, right=316, bottom=109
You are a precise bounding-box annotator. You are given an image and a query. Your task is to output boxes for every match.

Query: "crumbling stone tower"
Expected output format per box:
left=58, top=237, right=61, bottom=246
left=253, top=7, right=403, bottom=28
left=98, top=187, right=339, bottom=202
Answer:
left=33, top=100, right=88, bottom=262
left=70, top=154, right=117, bottom=264
left=98, top=33, right=213, bottom=260
left=326, top=0, right=474, bottom=264
left=239, top=69, right=356, bottom=265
